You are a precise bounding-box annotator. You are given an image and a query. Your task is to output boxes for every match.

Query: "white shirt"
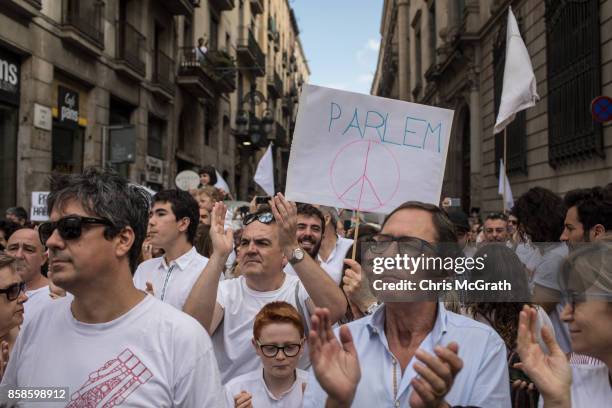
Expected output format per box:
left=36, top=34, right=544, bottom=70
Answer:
left=1, top=295, right=225, bottom=407
left=23, top=285, right=51, bottom=325
left=304, top=304, right=511, bottom=407
left=134, top=246, right=213, bottom=310
left=532, top=243, right=571, bottom=353
left=225, top=368, right=308, bottom=408
left=213, top=274, right=311, bottom=384
left=317, top=236, right=354, bottom=284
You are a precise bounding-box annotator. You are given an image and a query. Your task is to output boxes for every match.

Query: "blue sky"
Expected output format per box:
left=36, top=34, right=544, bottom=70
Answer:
left=291, top=0, right=383, bottom=95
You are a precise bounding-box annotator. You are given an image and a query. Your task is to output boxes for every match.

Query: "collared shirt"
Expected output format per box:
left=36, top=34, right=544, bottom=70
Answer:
left=317, top=235, right=354, bottom=284
left=224, top=368, right=308, bottom=407
left=304, top=303, right=511, bottom=408
left=133, top=246, right=216, bottom=310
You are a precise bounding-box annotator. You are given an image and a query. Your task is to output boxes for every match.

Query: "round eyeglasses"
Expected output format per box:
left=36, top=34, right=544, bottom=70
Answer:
left=256, top=341, right=302, bottom=358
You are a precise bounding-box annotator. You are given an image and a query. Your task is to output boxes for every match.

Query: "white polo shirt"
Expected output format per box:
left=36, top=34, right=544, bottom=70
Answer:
left=225, top=368, right=308, bottom=408
left=317, top=236, right=354, bottom=284
left=133, top=246, right=216, bottom=310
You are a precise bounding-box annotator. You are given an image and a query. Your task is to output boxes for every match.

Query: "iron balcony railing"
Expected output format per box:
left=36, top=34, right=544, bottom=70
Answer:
left=62, top=0, right=104, bottom=45
left=116, top=20, right=146, bottom=76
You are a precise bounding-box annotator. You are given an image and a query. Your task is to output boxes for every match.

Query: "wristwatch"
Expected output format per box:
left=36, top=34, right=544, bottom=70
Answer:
left=288, top=247, right=305, bottom=265
left=363, top=301, right=380, bottom=316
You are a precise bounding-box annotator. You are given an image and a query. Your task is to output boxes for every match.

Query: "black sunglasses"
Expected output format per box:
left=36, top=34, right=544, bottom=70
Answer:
left=0, top=281, right=26, bottom=301
left=38, top=216, right=114, bottom=246
left=368, top=234, right=438, bottom=255
left=244, top=212, right=274, bottom=226
left=256, top=340, right=302, bottom=358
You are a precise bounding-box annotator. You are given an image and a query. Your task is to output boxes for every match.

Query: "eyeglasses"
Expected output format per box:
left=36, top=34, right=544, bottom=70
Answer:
left=0, top=281, right=26, bottom=301
left=244, top=212, right=274, bottom=226
left=368, top=234, right=438, bottom=255
left=38, top=216, right=114, bottom=246
left=256, top=341, right=302, bottom=358
left=564, top=291, right=612, bottom=311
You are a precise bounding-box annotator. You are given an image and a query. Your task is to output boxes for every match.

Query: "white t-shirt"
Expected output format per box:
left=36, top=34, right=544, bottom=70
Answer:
left=225, top=368, right=308, bottom=408
left=317, top=236, right=354, bottom=284
left=23, top=285, right=51, bottom=325
left=1, top=295, right=225, bottom=407
left=532, top=243, right=571, bottom=353
left=134, top=246, right=215, bottom=310
left=213, top=274, right=311, bottom=384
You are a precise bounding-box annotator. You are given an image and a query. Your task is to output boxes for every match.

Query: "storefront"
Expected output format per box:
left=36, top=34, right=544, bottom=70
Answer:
left=52, top=84, right=84, bottom=174
left=0, top=46, right=21, bottom=213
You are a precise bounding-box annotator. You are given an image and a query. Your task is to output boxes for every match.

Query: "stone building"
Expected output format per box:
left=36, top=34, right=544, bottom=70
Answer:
left=372, top=0, right=612, bottom=214
left=0, top=0, right=309, bottom=215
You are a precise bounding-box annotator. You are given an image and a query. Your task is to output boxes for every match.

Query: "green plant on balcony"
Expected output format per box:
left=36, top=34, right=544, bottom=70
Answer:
left=207, top=50, right=237, bottom=94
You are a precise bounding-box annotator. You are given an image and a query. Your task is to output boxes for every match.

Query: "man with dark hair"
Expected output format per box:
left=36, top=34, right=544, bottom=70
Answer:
left=5, top=227, right=49, bottom=324
left=184, top=194, right=347, bottom=384
left=482, top=212, right=509, bottom=243
left=5, top=207, right=28, bottom=226
left=513, top=186, right=570, bottom=352
left=134, top=189, right=215, bottom=310
left=304, top=201, right=511, bottom=407
left=1, top=168, right=224, bottom=405
left=561, top=187, right=612, bottom=249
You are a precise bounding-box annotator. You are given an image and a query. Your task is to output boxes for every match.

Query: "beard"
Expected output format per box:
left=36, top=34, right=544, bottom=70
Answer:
left=299, top=236, right=322, bottom=258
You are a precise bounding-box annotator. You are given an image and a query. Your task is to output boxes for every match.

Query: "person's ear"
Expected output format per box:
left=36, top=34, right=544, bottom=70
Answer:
left=114, top=227, right=135, bottom=259
left=591, top=224, right=606, bottom=239
left=177, top=217, right=190, bottom=233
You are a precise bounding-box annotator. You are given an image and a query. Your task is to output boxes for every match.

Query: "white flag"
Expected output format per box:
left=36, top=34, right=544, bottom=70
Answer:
left=498, top=159, right=514, bottom=210
left=214, top=170, right=231, bottom=197
left=493, top=7, right=539, bottom=134
left=254, top=144, right=275, bottom=196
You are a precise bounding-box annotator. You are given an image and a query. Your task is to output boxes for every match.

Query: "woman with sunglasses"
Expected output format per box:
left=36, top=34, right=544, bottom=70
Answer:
left=517, top=242, right=612, bottom=408
left=225, top=301, right=308, bottom=408
left=0, top=254, right=28, bottom=380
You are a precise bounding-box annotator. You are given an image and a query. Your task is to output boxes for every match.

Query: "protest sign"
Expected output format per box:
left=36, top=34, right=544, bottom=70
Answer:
left=175, top=170, right=200, bottom=191
left=31, top=191, right=49, bottom=221
left=286, top=84, right=454, bottom=214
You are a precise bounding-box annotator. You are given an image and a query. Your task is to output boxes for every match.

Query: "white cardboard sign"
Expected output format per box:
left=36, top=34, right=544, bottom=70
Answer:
left=286, top=84, right=454, bottom=214
left=31, top=192, right=50, bottom=221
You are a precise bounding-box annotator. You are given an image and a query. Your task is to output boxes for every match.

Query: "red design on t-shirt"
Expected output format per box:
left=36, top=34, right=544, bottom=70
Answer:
left=67, top=349, right=153, bottom=407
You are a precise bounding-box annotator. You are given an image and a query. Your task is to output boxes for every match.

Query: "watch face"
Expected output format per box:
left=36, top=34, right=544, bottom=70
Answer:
left=294, top=248, right=305, bottom=260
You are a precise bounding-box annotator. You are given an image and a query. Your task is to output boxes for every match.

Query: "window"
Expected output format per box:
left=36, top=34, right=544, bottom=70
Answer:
left=210, top=14, right=219, bottom=51
left=545, top=0, right=602, bottom=167
left=493, top=20, right=527, bottom=176
left=428, top=1, right=436, bottom=66
left=148, top=116, right=165, bottom=159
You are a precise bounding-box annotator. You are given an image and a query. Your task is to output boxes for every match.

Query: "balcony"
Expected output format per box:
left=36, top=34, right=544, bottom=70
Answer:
left=151, top=50, right=175, bottom=98
left=115, top=20, right=146, bottom=80
left=60, top=0, right=105, bottom=55
left=209, top=0, right=235, bottom=12
left=282, top=95, right=293, bottom=115
left=267, top=70, right=283, bottom=99
left=250, top=0, right=264, bottom=15
left=2, top=0, right=41, bottom=19
left=163, top=0, right=196, bottom=15
left=237, top=28, right=266, bottom=77
left=177, top=47, right=216, bottom=99
left=207, top=50, right=237, bottom=94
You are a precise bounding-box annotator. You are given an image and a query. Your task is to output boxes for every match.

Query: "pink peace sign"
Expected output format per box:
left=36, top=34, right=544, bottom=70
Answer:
left=329, top=140, right=401, bottom=212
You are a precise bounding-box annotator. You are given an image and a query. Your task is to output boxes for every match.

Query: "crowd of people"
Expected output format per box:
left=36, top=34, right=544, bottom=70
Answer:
left=0, top=166, right=610, bottom=407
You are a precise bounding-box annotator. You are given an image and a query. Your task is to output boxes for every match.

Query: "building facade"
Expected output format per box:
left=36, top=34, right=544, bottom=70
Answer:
left=372, top=0, right=612, bottom=214
left=0, top=0, right=309, bottom=215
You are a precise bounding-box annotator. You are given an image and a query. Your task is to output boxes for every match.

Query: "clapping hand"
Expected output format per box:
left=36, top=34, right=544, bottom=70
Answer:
left=515, top=306, right=571, bottom=406
left=269, top=193, right=299, bottom=252
left=309, top=308, right=361, bottom=407
left=342, top=259, right=378, bottom=314
left=209, top=202, right=234, bottom=260
left=408, top=342, right=463, bottom=408
left=233, top=391, right=253, bottom=408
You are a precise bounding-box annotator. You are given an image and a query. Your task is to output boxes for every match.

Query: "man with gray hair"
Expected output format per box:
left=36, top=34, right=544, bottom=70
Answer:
left=1, top=168, right=224, bottom=406
left=317, top=206, right=354, bottom=284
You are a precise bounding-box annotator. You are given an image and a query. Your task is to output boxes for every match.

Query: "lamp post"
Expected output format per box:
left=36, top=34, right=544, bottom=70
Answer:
left=235, top=82, right=274, bottom=148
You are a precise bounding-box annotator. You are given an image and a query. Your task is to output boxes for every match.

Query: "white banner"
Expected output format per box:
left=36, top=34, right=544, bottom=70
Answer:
left=31, top=192, right=49, bottom=221
left=286, top=84, right=454, bottom=214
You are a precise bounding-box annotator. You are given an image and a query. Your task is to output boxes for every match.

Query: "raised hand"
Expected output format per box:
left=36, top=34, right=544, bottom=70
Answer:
left=408, top=342, right=463, bottom=408
left=342, top=259, right=378, bottom=313
left=515, top=306, right=571, bottom=406
left=269, top=193, right=299, bottom=252
left=233, top=391, right=253, bottom=408
left=209, top=202, right=234, bottom=260
left=309, top=308, right=361, bottom=406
